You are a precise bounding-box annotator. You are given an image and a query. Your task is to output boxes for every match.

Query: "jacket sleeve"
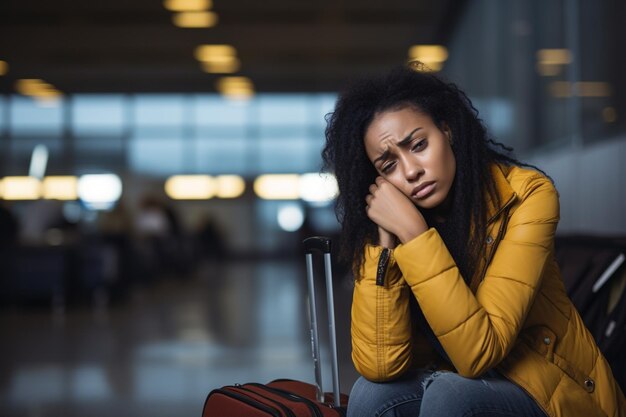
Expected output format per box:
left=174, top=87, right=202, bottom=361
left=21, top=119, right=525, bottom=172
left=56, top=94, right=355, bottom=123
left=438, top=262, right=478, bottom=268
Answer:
left=394, top=174, right=559, bottom=378
left=351, top=244, right=414, bottom=381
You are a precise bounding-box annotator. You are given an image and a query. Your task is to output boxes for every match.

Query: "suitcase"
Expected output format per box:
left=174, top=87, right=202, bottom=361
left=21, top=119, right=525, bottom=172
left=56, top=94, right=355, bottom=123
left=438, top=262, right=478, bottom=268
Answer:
left=202, top=236, right=349, bottom=416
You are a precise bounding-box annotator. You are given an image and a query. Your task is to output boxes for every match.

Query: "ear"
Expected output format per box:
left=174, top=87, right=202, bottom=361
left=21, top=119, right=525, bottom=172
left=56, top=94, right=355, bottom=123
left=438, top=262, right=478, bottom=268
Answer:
left=442, top=123, right=453, bottom=144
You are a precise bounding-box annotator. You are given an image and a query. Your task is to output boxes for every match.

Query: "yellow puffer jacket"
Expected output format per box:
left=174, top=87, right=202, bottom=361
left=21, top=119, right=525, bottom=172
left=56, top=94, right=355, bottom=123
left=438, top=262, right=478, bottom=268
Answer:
left=351, top=163, right=626, bottom=417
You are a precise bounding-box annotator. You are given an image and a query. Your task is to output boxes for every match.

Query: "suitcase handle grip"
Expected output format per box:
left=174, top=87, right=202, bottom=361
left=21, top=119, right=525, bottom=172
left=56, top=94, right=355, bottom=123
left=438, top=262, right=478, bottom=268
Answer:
left=303, top=236, right=341, bottom=407
left=303, top=236, right=332, bottom=254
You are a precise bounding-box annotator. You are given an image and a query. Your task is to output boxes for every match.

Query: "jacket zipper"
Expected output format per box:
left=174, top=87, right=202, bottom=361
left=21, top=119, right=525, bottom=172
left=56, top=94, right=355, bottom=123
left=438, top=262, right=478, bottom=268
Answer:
left=207, top=388, right=282, bottom=417
left=250, top=383, right=323, bottom=417
left=487, top=192, right=516, bottom=224
left=474, top=205, right=513, bottom=292
left=376, top=248, right=391, bottom=286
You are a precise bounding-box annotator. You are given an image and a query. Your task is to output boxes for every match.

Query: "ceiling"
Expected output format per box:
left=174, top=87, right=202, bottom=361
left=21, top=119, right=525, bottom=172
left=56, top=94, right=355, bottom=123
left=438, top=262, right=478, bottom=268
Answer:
left=0, top=0, right=466, bottom=94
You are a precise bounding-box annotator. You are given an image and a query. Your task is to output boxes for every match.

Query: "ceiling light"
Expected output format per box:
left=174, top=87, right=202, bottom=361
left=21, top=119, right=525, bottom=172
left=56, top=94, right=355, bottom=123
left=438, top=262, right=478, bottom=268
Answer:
left=536, top=49, right=572, bottom=65
left=194, top=45, right=237, bottom=62
left=277, top=204, right=305, bottom=232
left=549, top=81, right=572, bottom=98
left=577, top=82, right=612, bottom=97
left=1, top=177, right=41, bottom=200
left=165, top=175, right=216, bottom=199
left=549, top=81, right=612, bottom=98
left=602, top=107, right=617, bottom=123
left=216, top=77, right=252, bottom=90
left=0, top=60, right=8, bottom=76
left=216, top=175, right=246, bottom=198
left=254, top=174, right=300, bottom=200
left=299, top=173, right=338, bottom=203
left=216, top=77, right=255, bottom=99
left=408, top=45, right=448, bottom=71
left=15, top=79, right=49, bottom=95
left=42, top=176, right=78, bottom=200
left=78, top=174, right=123, bottom=210
left=536, top=62, right=562, bottom=77
left=15, top=79, right=63, bottom=103
left=164, top=0, right=212, bottom=12
left=200, top=58, right=240, bottom=73
left=172, top=11, right=218, bottom=28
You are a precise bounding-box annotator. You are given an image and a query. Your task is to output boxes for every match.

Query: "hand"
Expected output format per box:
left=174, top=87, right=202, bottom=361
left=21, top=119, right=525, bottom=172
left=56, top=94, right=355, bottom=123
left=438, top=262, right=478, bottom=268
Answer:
left=365, top=177, right=428, bottom=244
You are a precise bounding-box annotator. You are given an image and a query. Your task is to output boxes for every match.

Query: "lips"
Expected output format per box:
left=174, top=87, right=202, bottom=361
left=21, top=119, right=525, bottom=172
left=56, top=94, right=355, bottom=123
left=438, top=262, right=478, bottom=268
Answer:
left=412, top=181, right=436, bottom=199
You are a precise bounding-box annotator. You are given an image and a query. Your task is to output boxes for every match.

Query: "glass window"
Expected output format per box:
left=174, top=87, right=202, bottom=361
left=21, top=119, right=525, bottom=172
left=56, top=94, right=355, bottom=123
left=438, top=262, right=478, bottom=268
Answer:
left=72, top=94, right=126, bottom=137
left=315, top=94, right=337, bottom=128
left=194, top=95, right=250, bottom=127
left=578, top=0, right=623, bottom=143
left=257, top=94, right=310, bottom=126
left=129, top=135, right=185, bottom=176
left=195, top=137, right=248, bottom=175
left=75, top=137, right=125, bottom=172
left=258, top=125, right=309, bottom=138
left=0, top=95, right=6, bottom=132
left=10, top=96, right=63, bottom=136
left=195, top=126, right=247, bottom=139
left=9, top=138, right=64, bottom=174
left=134, top=95, right=187, bottom=128
left=257, top=136, right=318, bottom=173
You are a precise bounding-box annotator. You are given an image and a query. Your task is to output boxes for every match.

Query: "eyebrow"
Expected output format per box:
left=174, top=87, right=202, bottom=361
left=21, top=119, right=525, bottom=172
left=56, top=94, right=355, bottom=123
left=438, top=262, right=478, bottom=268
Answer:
left=373, top=127, right=422, bottom=164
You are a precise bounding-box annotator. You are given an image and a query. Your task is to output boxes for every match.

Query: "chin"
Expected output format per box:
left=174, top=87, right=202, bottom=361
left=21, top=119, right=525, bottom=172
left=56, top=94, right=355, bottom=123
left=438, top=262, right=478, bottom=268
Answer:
left=415, top=194, right=446, bottom=210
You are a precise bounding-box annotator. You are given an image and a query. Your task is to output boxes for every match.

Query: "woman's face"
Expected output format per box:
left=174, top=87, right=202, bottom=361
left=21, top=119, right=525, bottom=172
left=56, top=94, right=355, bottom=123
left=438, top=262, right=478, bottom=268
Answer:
left=364, top=106, right=456, bottom=210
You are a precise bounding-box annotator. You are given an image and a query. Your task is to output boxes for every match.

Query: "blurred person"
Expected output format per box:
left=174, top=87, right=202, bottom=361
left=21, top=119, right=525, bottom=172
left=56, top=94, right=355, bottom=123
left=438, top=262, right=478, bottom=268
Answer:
left=98, top=200, right=133, bottom=298
left=17, top=199, right=65, bottom=244
left=0, top=201, right=18, bottom=248
left=99, top=200, right=132, bottom=236
left=134, top=195, right=187, bottom=280
left=196, top=214, right=227, bottom=260
left=0, top=202, right=19, bottom=303
left=322, top=64, right=626, bottom=417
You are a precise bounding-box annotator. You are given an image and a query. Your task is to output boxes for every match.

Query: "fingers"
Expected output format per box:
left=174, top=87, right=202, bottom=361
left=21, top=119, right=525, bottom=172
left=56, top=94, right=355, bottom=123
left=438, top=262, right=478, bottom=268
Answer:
left=366, top=177, right=387, bottom=212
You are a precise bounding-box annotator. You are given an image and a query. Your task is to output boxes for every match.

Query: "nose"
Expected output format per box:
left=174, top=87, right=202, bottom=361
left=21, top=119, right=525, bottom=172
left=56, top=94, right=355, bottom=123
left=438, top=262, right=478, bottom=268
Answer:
left=401, top=157, right=423, bottom=182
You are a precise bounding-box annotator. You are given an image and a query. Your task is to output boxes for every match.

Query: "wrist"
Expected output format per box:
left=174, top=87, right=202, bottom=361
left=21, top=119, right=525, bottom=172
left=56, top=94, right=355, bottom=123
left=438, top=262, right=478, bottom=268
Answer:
left=378, top=227, right=397, bottom=248
left=397, top=225, right=427, bottom=244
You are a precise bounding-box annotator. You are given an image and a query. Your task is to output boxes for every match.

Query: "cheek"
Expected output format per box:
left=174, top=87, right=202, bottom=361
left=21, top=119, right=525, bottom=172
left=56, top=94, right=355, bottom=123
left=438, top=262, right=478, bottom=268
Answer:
left=387, top=174, right=409, bottom=195
left=444, top=151, right=457, bottom=185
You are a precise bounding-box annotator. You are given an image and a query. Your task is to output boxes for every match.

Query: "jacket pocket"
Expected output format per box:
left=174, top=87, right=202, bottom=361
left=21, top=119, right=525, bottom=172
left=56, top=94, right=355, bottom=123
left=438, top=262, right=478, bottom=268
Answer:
left=524, top=326, right=596, bottom=394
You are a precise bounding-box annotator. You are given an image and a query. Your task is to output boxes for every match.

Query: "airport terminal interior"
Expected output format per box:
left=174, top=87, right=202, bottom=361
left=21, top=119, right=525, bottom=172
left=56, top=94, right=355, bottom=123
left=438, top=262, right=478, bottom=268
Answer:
left=1, top=0, right=625, bottom=416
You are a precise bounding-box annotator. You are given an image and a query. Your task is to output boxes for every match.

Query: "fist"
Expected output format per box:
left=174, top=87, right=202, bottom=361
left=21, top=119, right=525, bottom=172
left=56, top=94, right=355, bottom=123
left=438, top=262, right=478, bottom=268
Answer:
left=365, top=177, right=427, bottom=243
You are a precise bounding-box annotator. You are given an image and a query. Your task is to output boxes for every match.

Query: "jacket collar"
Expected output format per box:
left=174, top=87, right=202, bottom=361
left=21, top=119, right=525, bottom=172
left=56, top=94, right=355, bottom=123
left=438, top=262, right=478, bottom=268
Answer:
left=486, top=163, right=517, bottom=223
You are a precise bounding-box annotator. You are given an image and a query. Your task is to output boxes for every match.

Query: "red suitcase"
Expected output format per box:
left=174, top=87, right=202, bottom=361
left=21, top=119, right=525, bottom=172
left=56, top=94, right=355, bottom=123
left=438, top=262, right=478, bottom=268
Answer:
left=202, top=237, right=349, bottom=416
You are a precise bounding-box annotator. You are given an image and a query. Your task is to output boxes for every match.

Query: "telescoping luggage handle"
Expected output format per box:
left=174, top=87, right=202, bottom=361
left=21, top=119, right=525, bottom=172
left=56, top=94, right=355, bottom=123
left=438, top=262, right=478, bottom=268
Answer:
left=303, top=236, right=341, bottom=408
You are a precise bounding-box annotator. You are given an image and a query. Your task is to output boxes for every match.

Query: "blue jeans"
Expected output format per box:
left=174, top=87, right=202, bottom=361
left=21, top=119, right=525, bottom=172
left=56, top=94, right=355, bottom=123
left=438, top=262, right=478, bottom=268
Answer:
left=347, top=369, right=547, bottom=417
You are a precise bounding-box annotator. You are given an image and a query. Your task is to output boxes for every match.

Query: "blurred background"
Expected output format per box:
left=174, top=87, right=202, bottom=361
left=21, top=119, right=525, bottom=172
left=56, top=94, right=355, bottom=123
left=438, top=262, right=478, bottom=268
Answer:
left=0, top=0, right=625, bottom=416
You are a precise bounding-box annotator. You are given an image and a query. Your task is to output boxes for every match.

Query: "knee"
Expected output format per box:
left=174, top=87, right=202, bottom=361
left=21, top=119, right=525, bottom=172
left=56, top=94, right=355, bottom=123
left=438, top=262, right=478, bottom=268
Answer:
left=347, top=377, right=383, bottom=417
left=347, top=375, right=422, bottom=417
left=420, top=372, right=467, bottom=415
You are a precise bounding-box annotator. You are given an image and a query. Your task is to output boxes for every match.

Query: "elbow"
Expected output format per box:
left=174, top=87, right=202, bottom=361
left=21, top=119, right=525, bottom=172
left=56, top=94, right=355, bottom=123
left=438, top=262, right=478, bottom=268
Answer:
left=451, top=353, right=500, bottom=379
left=352, top=345, right=413, bottom=382
left=455, top=365, right=484, bottom=379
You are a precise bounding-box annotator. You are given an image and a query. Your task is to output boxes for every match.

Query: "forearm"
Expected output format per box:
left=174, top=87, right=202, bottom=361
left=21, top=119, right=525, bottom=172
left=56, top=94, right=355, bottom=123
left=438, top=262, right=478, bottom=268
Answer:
left=351, top=244, right=414, bottom=381
left=394, top=226, right=552, bottom=377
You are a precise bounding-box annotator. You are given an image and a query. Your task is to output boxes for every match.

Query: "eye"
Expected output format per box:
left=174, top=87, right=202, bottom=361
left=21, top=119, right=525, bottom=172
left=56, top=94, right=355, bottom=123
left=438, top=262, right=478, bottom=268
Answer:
left=381, top=161, right=396, bottom=174
left=411, top=139, right=427, bottom=152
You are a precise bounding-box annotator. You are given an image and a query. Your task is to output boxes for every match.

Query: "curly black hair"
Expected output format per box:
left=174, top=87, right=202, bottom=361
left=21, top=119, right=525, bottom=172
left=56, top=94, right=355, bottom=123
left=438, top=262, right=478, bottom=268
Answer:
left=322, top=63, right=538, bottom=282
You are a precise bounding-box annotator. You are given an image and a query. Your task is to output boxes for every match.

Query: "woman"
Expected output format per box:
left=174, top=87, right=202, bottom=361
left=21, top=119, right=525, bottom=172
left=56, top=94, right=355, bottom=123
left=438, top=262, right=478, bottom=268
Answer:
left=322, top=64, right=626, bottom=417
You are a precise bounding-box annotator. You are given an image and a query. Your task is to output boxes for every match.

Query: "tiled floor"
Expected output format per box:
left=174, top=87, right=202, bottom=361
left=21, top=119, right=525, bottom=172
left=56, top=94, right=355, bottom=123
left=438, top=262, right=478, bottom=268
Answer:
left=0, top=259, right=359, bottom=417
